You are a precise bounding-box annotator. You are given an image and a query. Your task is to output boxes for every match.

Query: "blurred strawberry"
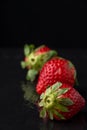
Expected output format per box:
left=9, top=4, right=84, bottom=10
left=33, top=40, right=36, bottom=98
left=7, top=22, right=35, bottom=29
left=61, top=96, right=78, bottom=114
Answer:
left=21, top=44, right=57, bottom=81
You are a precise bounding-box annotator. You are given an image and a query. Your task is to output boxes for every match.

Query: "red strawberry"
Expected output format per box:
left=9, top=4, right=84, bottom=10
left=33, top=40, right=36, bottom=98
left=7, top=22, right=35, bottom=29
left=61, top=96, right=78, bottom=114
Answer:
left=21, top=44, right=57, bottom=81
left=38, top=82, right=85, bottom=120
left=36, top=57, right=76, bottom=94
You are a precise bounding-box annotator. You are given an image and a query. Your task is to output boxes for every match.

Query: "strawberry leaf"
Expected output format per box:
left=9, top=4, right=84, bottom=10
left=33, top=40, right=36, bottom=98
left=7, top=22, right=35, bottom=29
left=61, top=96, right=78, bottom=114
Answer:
left=40, top=93, right=45, bottom=100
left=39, top=100, right=44, bottom=107
left=29, top=44, right=35, bottom=52
left=40, top=108, right=46, bottom=118
left=48, top=110, right=53, bottom=120
left=55, top=103, right=69, bottom=112
left=26, top=69, right=38, bottom=81
left=53, top=109, right=65, bottom=120
left=45, top=87, right=51, bottom=95
left=57, top=88, right=69, bottom=96
left=42, top=50, right=57, bottom=62
left=24, top=44, right=30, bottom=56
left=21, top=61, right=26, bottom=69
left=58, top=98, right=74, bottom=106
left=24, top=44, right=35, bottom=56
left=51, top=82, right=62, bottom=91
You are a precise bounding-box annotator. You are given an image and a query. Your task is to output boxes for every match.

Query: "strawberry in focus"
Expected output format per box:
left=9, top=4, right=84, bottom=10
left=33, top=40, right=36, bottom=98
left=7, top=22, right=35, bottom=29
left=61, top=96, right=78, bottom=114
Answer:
left=38, top=82, right=85, bottom=120
left=36, top=57, right=77, bottom=94
left=21, top=44, right=57, bottom=81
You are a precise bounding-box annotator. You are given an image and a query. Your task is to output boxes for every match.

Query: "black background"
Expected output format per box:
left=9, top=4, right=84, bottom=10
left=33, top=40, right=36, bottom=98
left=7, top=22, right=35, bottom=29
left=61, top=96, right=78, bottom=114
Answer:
left=0, top=0, right=87, bottom=48
left=0, top=1, right=87, bottom=130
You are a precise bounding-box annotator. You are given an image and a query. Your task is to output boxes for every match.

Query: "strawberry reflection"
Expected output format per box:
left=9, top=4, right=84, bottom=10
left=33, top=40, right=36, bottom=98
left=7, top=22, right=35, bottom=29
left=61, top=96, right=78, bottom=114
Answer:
left=39, top=113, right=86, bottom=130
left=21, top=81, right=39, bottom=103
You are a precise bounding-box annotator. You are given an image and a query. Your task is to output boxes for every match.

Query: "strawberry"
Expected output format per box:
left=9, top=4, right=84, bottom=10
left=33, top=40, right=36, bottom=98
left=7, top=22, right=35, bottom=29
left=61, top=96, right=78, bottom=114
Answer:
left=38, top=82, right=85, bottom=120
left=36, top=57, right=76, bottom=94
left=21, top=44, right=57, bottom=81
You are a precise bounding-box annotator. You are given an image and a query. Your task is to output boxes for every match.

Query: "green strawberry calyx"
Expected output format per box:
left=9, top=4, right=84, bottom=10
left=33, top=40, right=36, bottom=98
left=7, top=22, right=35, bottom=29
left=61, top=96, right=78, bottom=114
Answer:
left=21, top=44, right=35, bottom=69
left=24, top=44, right=35, bottom=56
left=21, top=44, right=57, bottom=81
left=26, top=69, right=38, bottom=81
left=39, top=82, right=73, bottom=120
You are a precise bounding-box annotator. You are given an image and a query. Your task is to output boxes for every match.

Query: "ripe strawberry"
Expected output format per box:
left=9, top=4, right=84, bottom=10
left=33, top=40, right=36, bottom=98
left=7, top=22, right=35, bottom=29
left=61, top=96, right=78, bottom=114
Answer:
left=36, top=57, right=76, bottom=94
left=38, top=82, right=85, bottom=120
left=21, top=44, right=57, bottom=81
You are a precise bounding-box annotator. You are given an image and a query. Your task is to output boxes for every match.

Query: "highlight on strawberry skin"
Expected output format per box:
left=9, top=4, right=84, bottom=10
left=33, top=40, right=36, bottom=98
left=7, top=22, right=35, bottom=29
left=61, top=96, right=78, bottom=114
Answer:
left=38, top=82, right=86, bottom=120
left=20, top=44, right=57, bottom=81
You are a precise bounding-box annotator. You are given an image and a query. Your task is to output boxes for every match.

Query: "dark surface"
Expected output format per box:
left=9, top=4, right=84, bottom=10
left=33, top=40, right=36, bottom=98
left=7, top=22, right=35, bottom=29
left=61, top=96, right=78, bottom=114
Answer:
left=0, top=47, right=87, bottom=130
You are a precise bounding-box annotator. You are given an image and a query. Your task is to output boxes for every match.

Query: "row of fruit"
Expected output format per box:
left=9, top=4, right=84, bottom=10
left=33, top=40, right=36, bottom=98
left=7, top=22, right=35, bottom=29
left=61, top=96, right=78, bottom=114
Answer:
left=21, top=44, right=86, bottom=120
